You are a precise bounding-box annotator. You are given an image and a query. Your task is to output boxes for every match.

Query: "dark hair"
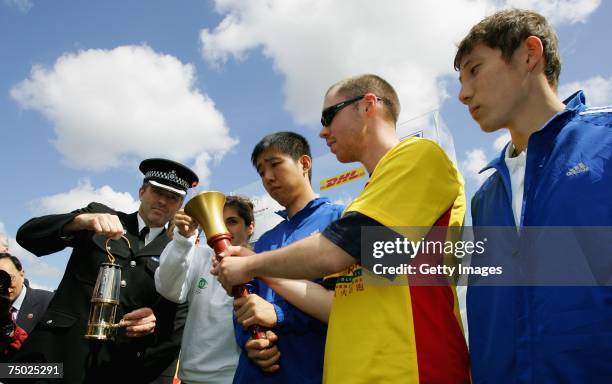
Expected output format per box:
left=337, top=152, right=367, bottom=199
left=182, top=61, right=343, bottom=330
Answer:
left=251, top=131, right=312, bottom=180
left=0, top=253, right=22, bottom=272
left=224, top=195, right=255, bottom=228
left=327, top=74, right=401, bottom=124
left=454, top=9, right=561, bottom=89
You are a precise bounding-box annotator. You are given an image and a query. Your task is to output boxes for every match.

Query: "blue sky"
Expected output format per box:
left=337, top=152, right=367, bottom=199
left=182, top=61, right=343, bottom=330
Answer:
left=1, top=0, right=610, bottom=291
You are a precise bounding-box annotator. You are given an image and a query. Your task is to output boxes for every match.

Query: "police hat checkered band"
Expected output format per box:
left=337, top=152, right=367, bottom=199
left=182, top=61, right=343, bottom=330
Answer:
left=145, top=170, right=190, bottom=190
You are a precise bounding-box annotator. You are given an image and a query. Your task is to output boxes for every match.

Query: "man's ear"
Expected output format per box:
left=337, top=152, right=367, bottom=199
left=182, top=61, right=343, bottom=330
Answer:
left=138, top=186, right=145, bottom=200
left=299, top=155, right=312, bottom=177
left=525, top=36, right=544, bottom=72
left=363, top=93, right=378, bottom=117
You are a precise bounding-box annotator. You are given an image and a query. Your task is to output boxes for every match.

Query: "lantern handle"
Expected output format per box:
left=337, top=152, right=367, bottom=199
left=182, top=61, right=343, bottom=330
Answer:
left=104, top=235, right=131, bottom=264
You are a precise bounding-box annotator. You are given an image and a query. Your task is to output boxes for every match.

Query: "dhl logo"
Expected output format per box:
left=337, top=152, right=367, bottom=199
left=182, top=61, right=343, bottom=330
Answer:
left=319, top=167, right=365, bottom=191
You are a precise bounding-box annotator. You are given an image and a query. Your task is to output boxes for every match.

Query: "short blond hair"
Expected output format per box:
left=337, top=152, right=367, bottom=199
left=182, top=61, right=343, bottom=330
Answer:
left=328, top=74, right=401, bottom=124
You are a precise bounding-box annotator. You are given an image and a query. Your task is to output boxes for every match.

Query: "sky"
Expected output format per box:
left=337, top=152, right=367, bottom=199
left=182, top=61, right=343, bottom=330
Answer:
left=1, top=0, right=610, bottom=291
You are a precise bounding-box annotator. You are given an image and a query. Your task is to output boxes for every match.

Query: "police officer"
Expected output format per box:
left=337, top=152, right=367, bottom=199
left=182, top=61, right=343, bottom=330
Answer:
left=13, top=158, right=197, bottom=384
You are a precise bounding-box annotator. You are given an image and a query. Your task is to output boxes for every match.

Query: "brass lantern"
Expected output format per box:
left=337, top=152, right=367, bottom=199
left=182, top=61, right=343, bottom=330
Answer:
left=85, top=236, right=130, bottom=341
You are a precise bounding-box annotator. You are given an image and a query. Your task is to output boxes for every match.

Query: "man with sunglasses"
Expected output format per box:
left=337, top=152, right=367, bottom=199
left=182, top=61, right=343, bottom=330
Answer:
left=214, top=74, right=470, bottom=383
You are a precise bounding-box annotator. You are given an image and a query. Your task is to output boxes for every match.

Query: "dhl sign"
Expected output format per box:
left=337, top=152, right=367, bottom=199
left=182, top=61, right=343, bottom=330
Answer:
left=319, top=167, right=366, bottom=191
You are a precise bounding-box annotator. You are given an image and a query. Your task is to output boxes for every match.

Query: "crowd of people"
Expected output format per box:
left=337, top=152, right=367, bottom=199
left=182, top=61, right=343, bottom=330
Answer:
left=1, top=9, right=611, bottom=384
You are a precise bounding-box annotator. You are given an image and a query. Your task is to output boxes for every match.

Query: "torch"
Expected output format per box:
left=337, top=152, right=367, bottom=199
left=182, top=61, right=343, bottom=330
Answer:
left=185, top=191, right=266, bottom=339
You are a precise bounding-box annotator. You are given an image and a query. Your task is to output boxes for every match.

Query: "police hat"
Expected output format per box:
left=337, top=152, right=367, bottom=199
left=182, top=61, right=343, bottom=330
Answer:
left=139, top=158, right=198, bottom=196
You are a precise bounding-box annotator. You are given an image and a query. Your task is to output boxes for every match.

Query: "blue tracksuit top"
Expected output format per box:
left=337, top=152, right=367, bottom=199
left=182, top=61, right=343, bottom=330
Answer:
left=468, top=91, right=612, bottom=383
left=232, top=197, right=344, bottom=384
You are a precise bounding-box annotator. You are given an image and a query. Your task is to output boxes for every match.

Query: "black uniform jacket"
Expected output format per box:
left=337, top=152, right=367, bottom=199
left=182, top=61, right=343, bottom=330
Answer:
left=12, top=202, right=186, bottom=384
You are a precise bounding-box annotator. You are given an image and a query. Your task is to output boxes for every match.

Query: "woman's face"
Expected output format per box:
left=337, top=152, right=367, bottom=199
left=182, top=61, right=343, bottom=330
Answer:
left=224, top=206, right=254, bottom=247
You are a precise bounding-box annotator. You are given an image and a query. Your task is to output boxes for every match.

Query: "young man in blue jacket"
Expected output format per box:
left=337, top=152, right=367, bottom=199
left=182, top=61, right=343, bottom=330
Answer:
left=231, top=131, right=343, bottom=383
left=455, top=8, right=612, bottom=383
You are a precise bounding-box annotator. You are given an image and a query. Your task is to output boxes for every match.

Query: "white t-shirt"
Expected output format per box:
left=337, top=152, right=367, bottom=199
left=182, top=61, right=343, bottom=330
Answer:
left=504, top=142, right=527, bottom=227
left=155, top=229, right=239, bottom=384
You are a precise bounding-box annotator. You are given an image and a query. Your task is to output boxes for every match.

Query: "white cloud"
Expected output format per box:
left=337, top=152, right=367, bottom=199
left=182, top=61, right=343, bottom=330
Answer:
left=10, top=240, right=62, bottom=278
left=199, top=0, right=601, bottom=127
left=193, top=152, right=212, bottom=189
left=0, top=226, right=63, bottom=284
left=29, top=178, right=139, bottom=216
left=11, top=45, right=237, bottom=181
left=4, top=0, right=32, bottom=13
left=29, top=282, right=55, bottom=292
left=200, top=0, right=491, bottom=125
left=503, top=0, right=601, bottom=25
left=461, top=148, right=494, bottom=185
left=0, top=222, right=8, bottom=250
left=493, top=132, right=511, bottom=152
left=558, top=75, right=612, bottom=107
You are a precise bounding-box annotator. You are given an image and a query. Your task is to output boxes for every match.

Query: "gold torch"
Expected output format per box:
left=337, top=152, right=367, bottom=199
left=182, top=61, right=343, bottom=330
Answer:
left=185, top=191, right=265, bottom=339
left=85, top=236, right=130, bottom=340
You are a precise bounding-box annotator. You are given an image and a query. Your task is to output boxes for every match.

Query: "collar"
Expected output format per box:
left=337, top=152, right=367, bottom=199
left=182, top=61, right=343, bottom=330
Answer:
left=12, top=283, right=27, bottom=311
left=137, top=213, right=165, bottom=242
left=505, top=140, right=527, bottom=160
left=275, top=196, right=332, bottom=222
left=479, top=90, right=587, bottom=174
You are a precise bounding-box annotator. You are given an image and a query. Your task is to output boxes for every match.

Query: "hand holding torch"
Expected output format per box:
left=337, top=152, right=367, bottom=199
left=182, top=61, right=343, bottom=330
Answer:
left=185, top=191, right=266, bottom=339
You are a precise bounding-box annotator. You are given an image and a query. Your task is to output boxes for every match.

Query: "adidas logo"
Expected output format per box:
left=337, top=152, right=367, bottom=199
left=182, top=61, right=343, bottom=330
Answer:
left=566, top=162, right=589, bottom=176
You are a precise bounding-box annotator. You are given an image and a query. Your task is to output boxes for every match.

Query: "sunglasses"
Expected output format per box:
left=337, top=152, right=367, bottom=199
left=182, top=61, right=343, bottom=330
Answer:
left=320, top=95, right=365, bottom=127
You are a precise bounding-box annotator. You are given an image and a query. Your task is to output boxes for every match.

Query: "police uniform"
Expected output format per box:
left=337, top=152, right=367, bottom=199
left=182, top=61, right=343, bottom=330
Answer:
left=12, top=159, right=197, bottom=384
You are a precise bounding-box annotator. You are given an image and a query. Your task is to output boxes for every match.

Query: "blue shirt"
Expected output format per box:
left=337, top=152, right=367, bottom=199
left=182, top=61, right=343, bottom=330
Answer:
left=233, top=197, right=343, bottom=384
left=468, top=91, right=612, bottom=383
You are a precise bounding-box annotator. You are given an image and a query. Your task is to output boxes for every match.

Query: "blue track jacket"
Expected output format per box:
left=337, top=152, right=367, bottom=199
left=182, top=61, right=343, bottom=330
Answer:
left=468, top=91, right=612, bottom=383
left=232, top=197, right=343, bottom=384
